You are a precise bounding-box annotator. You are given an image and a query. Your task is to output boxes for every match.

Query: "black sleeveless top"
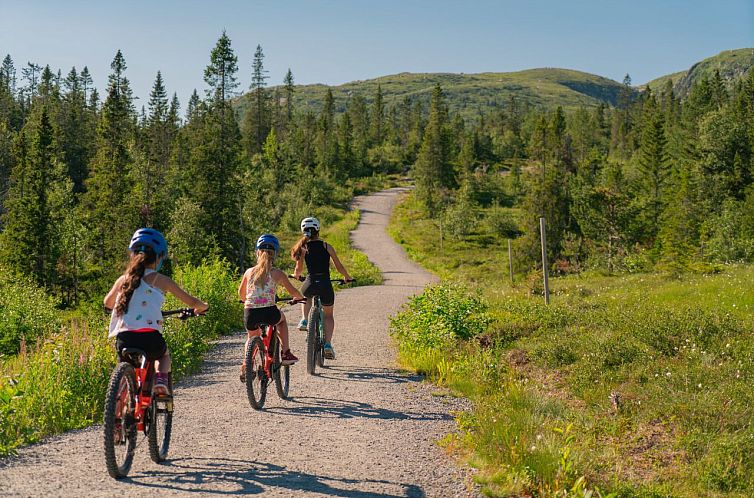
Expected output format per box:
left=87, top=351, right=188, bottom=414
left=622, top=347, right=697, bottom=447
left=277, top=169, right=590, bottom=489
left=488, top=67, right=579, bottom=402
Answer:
left=305, top=240, right=331, bottom=276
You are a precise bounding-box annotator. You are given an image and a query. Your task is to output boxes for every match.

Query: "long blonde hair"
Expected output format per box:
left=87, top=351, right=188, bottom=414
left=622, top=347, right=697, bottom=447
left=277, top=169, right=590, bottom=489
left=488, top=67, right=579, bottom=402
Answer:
left=249, top=249, right=275, bottom=286
left=291, top=229, right=319, bottom=261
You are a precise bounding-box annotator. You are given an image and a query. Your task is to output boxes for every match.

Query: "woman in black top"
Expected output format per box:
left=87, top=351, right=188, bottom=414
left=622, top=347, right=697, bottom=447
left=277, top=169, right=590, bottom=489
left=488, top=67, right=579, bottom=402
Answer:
left=291, top=217, right=353, bottom=360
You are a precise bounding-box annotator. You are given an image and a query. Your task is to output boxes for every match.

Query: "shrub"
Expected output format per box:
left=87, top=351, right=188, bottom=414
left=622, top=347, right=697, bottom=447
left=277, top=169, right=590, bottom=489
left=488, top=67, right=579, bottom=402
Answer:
left=0, top=268, right=60, bottom=356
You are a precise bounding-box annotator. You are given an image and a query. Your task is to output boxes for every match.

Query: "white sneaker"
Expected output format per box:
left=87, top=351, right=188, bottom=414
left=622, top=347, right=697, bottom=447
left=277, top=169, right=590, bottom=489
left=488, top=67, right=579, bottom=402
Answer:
left=298, top=319, right=307, bottom=331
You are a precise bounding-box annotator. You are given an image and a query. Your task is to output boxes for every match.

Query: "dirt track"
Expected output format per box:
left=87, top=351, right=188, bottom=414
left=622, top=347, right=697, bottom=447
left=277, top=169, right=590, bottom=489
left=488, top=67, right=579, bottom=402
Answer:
left=0, top=187, right=476, bottom=497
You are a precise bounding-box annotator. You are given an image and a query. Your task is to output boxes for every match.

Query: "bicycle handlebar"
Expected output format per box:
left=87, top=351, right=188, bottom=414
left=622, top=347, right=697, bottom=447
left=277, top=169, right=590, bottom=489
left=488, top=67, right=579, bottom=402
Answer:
left=162, top=308, right=205, bottom=320
left=237, top=297, right=306, bottom=306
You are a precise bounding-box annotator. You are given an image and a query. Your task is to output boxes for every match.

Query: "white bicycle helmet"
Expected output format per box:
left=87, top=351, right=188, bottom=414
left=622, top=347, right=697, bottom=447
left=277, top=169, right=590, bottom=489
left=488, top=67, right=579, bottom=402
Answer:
left=300, top=217, right=320, bottom=234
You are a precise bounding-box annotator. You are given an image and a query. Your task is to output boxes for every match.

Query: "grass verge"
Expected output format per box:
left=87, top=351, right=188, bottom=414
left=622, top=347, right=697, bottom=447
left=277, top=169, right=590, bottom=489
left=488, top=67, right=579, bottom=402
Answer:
left=389, top=190, right=754, bottom=497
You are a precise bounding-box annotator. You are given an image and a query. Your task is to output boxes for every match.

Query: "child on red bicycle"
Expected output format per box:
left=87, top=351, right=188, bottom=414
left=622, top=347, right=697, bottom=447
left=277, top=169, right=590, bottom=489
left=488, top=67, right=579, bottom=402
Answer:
left=291, top=217, right=353, bottom=360
left=104, top=228, right=208, bottom=396
left=238, top=234, right=304, bottom=381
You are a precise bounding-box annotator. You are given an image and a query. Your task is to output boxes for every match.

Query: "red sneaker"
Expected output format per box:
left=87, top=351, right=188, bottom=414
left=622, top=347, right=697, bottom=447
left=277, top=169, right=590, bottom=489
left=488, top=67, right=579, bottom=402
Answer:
left=281, top=350, right=298, bottom=365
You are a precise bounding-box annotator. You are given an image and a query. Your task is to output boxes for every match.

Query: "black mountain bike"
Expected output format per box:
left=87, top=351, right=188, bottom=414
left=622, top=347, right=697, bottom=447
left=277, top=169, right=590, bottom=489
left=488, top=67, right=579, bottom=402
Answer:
left=291, top=276, right=352, bottom=375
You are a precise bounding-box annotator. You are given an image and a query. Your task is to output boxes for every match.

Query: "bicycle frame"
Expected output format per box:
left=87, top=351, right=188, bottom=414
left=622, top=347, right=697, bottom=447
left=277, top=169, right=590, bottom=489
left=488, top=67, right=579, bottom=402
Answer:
left=118, top=352, right=172, bottom=433
left=257, top=323, right=279, bottom=380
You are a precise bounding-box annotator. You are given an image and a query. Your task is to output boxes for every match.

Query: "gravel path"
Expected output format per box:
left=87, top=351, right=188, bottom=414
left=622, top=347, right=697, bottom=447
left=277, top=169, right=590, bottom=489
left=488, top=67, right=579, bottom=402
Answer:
left=0, top=187, right=476, bottom=497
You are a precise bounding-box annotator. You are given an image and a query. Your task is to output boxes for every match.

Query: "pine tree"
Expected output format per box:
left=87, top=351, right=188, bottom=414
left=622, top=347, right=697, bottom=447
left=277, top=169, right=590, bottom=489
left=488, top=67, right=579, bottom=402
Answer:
left=283, top=68, right=295, bottom=128
left=188, top=33, right=246, bottom=269
left=413, top=84, right=453, bottom=212
left=637, top=94, right=669, bottom=239
left=60, top=66, right=94, bottom=193
left=81, top=51, right=138, bottom=280
left=0, top=107, right=62, bottom=285
left=243, top=44, right=270, bottom=156
left=371, top=84, right=384, bottom=146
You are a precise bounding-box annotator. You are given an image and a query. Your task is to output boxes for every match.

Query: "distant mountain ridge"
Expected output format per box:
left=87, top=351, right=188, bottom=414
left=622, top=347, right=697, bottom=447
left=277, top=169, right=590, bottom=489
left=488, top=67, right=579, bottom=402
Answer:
left=645, top=48, right=754, bottom=98
left=235, top=48, right=753, bottom=121
left=236, top=68, right=629, bottom=122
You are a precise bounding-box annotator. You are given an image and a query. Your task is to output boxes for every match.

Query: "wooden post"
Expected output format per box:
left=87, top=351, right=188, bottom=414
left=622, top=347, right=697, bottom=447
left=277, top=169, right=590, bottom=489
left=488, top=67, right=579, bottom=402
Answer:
left=539, top=217, right=550, bottom=305
left=507, top=238, right=514, bottom=284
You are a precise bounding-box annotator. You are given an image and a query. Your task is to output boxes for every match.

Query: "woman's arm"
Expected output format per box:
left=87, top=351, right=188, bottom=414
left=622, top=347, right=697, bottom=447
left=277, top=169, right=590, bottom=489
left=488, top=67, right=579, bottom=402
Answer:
left=326, top=243, right=353, bottom=281
left=104, top=276, right=125, bottom=310
left=272, top=269, right=305, bottom=300
left=293, top=258, right=304, bottom=279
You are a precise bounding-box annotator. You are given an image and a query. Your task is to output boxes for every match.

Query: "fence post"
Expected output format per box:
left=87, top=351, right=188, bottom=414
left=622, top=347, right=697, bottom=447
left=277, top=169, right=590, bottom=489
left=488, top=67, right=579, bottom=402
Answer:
left=539, top=217, right=550, bottom=305
left=507, top=238, right=514, bottom=284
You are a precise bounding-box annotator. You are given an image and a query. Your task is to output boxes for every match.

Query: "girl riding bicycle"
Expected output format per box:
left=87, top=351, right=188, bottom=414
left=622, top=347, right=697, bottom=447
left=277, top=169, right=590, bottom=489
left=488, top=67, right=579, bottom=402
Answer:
left=104, top=228, right=209, bottom=396
left=239, top=234, right=304, bottom=381
left=291, top=217, right=353, bottom=360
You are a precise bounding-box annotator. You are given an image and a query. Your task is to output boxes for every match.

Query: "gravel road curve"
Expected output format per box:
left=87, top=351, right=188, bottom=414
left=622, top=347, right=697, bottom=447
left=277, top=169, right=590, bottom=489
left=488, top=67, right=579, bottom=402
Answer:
left=0, top=187, right=477, bottom=497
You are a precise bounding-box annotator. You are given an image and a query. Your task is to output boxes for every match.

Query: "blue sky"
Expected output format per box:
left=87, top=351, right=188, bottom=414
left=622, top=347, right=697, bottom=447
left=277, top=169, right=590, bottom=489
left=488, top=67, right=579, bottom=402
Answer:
left=1, top=0, right=752, bottom=106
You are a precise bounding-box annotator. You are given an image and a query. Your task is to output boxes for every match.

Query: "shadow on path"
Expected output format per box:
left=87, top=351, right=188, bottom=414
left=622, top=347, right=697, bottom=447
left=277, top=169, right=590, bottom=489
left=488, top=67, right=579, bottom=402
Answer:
left=318, top=365, right=423, bottom=385
left=265, top=396, right=450, bottom=422
left=128, top=457, right=425, bottom=497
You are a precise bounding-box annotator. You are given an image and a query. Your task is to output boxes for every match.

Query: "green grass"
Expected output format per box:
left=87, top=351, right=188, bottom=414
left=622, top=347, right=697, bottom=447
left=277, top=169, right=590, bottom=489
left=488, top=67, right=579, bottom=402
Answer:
left=389, top=191, right=754, bottom=497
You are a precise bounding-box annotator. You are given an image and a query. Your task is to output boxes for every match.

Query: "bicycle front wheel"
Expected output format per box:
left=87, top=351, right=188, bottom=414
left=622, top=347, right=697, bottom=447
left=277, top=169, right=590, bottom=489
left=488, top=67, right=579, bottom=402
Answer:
left=245, top=336, right=267, bottom=410
left=306, top=305, right=320, bottom=375
left=272, top=338, right=290, bottom=400
left=148, top=373, right=173, bottom=463
left=103, top=362, right=137, bottom=479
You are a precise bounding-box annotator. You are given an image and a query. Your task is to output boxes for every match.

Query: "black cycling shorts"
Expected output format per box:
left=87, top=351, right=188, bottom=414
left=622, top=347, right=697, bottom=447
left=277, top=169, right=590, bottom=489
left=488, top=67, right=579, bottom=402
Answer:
left=116, top=331, right=167, bottom=361
left=244, top=306, right=282, bottom=330
left=301, top=276, right=335, bottom=306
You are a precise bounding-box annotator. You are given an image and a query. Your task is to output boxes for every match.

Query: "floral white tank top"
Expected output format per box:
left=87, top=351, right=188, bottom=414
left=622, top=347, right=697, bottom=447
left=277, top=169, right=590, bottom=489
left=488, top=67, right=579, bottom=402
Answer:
left=108, top=269, right=165, bottom=338
left=245, top=272, right=277, bottom=309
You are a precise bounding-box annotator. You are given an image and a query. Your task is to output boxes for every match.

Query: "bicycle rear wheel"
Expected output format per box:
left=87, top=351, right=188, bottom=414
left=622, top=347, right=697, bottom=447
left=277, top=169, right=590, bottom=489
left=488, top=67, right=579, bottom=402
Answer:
left=307, top=305, right=320, bottom=375
left=245, top=336, right=267, bottom=409
left=103, top=362, right=137, bottom=479
left=317, top=308, right=325, bottom=368
left=148, top=373, right=173, bottom=463
left=272, top=337, right=290, bottom=399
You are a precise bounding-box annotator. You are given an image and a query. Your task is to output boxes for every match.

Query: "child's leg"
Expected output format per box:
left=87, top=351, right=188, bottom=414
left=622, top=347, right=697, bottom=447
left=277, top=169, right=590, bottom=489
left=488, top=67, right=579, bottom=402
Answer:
left=277, top=314, right=290, bottom=351
left=155, top=351, right=172, bottom=374
left=301, top=299, right=312, bottom=322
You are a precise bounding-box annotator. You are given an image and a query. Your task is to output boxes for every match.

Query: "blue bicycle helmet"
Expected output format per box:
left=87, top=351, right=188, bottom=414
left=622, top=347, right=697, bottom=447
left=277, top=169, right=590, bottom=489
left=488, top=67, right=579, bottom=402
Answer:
left=256, top=234, right=280, bottom=253
left=129, top=228, right=168, bottom=258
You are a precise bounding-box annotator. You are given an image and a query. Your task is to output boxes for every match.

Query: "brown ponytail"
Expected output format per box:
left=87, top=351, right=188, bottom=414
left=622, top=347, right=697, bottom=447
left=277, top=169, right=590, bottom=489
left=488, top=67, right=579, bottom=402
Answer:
left=115, top=247, right=157, bottom=315
left=249, top=249, right=274, bottom=286
left=291, top=229, right=319, bottom=261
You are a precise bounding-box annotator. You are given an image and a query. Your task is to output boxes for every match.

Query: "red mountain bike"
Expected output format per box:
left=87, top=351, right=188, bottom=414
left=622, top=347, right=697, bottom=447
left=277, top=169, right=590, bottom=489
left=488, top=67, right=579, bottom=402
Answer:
left=103, top=308, right=202, bottom=479
left=244, top=297, right=304, bottom=410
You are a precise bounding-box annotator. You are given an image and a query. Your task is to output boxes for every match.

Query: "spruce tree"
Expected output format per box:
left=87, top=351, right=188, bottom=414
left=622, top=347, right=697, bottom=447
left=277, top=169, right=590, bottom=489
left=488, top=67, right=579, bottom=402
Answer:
left=81, top=50, right=138, bottom=282
left=413, top=84, right=453, bottom=212
left=0, top=107, right=62, bottom=285
left=243, top=44, right=270, bottom=156
left=283, top=68, right=295, bottom=127
left=637, top=94, right=669, bottom=239
left=371, top=84, right=384, bottom=146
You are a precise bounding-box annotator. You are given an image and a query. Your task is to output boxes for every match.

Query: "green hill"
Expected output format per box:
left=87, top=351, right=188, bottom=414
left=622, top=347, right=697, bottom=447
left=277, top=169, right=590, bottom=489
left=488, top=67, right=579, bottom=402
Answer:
left=645, top=48, right=754, bottom=98
left=235, top=68, right=628, bottom=122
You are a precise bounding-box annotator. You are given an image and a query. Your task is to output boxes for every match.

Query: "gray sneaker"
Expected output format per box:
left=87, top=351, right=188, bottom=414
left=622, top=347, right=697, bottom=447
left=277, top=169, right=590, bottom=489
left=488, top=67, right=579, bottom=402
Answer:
left=298, top=318, right=307, bottom=331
